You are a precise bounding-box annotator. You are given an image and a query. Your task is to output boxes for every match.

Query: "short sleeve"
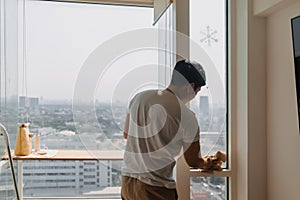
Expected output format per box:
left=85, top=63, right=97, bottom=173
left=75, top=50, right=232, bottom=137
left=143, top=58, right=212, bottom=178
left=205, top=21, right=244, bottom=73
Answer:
left=181, top=112, right=200, bottom=143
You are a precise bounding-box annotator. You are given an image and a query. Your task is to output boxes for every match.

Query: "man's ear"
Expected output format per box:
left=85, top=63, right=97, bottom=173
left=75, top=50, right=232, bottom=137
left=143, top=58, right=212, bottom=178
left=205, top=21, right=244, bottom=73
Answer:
left=187, top=83, right=196, bottom=92
left=190, top=83, right=195, bottom=89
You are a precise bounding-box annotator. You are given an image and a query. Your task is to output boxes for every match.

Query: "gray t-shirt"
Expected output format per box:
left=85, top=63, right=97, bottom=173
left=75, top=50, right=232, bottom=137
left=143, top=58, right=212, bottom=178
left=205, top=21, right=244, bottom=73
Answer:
left=122, top=89, right=200, bottom=189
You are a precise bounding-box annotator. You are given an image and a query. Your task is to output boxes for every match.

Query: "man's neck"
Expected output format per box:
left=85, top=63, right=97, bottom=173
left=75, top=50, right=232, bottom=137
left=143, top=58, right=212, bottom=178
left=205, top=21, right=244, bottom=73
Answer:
left=166, top=85, right=188, bottom=104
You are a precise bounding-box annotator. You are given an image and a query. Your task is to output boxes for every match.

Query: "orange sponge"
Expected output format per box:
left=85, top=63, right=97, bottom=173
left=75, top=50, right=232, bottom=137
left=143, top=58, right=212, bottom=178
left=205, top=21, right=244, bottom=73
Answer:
left=203, top=151, right=226, bottom=171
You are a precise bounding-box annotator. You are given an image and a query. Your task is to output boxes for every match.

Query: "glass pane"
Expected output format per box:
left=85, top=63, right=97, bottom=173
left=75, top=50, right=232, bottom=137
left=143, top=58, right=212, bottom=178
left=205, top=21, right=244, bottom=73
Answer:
left=21, top=0, right=157, bottom=198
left=190, top=177, right=228, bottom=200
left=156, top=4, right=175, bottom=88
left=22, top=0, right=154, bottom=150
left=0, top=0, right=19, bottom=199
left=190, top=0, right=227, bottom=158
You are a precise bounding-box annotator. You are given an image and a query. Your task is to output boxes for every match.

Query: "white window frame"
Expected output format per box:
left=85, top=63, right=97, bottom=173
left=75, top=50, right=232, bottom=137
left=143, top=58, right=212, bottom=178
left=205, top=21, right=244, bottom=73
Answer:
left=173, top=0, right=233, bottom=199
left=41, top=0, right=154, bottom=7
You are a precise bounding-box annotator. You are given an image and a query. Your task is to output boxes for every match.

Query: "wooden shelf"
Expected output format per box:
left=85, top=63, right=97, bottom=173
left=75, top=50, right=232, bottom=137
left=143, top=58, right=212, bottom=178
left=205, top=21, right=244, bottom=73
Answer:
left=3, top=150, right=124, bottom=161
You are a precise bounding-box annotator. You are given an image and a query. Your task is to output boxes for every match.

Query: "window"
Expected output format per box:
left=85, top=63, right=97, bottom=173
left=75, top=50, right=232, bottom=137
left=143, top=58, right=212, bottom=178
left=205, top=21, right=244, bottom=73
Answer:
left=189, top=0, right=228, bottom=199
left=190, top=0, right=227, bottom=155
left=0, top=0, right=19, bottom=199
left=0, top=0, right=229, bottom=199
left=17, top=0, right=157, bottom=198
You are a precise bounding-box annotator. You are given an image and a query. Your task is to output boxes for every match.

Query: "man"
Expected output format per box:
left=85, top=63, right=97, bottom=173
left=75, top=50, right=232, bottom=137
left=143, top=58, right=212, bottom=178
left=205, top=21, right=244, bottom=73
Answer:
left=121, top=60, right=213, bottom=200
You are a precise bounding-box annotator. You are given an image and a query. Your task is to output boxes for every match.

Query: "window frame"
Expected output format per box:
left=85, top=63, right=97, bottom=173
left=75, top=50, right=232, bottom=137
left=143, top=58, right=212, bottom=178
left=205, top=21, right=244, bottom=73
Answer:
left=40, top=0, right=154, bottom=7
left=174, top=0, right=232, bottom=199
left=8, top=0, right=233, bottom=199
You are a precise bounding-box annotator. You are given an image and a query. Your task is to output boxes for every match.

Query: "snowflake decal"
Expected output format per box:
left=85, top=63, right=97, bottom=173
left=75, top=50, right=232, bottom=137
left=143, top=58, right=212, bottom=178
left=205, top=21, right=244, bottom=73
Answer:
left=200, top=26, right=218, bottom=46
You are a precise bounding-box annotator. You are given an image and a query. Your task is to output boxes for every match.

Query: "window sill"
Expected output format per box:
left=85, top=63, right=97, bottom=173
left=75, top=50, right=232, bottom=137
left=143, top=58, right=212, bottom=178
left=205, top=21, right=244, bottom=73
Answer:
left=190, top=168, right=232, bottom=177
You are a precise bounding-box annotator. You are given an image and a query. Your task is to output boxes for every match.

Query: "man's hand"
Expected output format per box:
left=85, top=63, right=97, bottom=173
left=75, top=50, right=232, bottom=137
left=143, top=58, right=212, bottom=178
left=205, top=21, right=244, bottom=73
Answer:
left=202, top=151, right=226, bottom=171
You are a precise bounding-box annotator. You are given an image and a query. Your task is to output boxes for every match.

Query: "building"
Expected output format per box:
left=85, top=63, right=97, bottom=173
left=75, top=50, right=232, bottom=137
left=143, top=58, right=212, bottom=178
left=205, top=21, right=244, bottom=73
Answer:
left=199, top=96, right=209, bottom=115
left=19, top=96, right=39, bottom=108
left=0, top=158, right=113, bottom=198
left=22, top=160, right=112, bottom=197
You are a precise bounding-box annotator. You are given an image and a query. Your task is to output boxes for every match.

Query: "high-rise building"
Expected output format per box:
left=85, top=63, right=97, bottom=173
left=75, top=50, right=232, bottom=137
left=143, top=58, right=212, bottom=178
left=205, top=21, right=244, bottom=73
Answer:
left=19, top=96, right=26, bottom=108
left=199, top=96, right=209, bottom=115
left=19, top=96, right=39, bottom=108
left=29, top=97, right=39, bottom=108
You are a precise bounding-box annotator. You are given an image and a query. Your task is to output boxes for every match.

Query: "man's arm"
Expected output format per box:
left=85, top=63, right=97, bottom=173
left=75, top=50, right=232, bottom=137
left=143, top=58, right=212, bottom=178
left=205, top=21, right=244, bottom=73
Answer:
left=123, top=113, right=130, bottom=139
left=183, top=141, right=208, bottom=169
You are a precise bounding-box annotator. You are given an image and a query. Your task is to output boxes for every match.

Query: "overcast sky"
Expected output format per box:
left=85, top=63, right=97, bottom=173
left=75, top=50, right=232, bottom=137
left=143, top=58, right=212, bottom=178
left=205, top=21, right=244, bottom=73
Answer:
left=22, top=0, right=226, bottom=104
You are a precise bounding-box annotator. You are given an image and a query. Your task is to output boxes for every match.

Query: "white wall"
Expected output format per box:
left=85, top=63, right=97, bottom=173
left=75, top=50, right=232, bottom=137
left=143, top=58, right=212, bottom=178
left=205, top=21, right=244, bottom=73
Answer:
left=235, top=1, right=300, bottom=199
left=266, top=1, right=300, bottom=200
left=234, top=0, right=267, bottom=199
left=253, top=0, right=298, bottom=16
left=247, top=1, right=268, bottom=199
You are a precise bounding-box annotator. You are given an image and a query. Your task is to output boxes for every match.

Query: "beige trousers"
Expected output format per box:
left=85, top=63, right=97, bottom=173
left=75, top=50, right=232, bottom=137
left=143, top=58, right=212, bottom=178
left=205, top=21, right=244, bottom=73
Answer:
left=121, top=176, right=178, bottom=200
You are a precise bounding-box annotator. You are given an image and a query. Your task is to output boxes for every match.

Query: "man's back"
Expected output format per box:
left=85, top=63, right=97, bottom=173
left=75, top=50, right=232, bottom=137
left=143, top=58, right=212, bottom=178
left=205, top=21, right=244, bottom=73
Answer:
left=122, top=89, right=199, bottom=189
left=121, top=60, right=207, bottom=200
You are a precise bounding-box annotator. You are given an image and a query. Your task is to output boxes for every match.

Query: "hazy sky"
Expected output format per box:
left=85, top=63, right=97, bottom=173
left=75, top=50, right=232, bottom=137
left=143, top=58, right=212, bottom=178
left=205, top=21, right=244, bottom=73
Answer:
left=23, top=0, right=154, bottom=102
left=22, top=0, right=226, bottom=104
